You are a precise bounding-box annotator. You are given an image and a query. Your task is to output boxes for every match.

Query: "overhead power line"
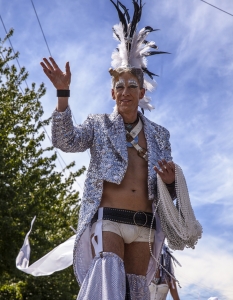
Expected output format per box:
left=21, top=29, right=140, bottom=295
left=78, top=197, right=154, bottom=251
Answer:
left=29, top=1, right=79, bottom=127
left=30, top=0, right=87, bottom=188
left=30, top=0, right=52, bottom=57
left=29, top=0, right=90, bottom=160
left=200, top=0, right=233, bottom=17
left=0, top=15, right=65, bottom=166
left=0, top=13, right=83, bottom=191
left=29, top=1, right=76, bottom=124
left=0, top=15, right=29, bottom=90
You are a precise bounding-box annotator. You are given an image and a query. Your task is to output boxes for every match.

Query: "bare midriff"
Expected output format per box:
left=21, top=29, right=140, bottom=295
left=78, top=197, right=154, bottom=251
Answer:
left=100, top=130, right=152, bottom=213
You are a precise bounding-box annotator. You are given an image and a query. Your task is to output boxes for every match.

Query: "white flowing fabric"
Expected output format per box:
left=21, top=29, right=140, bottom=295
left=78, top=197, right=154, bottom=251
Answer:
left=16, top=216, right=75, bottom=276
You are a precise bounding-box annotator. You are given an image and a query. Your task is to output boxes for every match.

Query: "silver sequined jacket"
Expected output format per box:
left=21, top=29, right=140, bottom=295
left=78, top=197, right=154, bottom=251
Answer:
left=52, top=106, right=172, bottom=284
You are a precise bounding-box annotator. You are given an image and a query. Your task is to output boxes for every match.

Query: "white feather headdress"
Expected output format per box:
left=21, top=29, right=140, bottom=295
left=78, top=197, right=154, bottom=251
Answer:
left=110, top=0, right=169, bottom=112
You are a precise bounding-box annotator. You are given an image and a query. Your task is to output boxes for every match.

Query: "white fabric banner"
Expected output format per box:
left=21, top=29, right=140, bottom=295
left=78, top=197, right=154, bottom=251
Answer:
left=16, top=216, right=75, bottom=276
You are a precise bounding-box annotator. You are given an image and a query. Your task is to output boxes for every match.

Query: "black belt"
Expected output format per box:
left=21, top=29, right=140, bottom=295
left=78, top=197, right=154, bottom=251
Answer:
left=91, top=207, right=156, bottom=229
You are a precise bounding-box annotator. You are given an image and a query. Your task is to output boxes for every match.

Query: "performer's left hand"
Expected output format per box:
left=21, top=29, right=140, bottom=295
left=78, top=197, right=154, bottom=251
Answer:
left=154, top=159, right=175, bottom=184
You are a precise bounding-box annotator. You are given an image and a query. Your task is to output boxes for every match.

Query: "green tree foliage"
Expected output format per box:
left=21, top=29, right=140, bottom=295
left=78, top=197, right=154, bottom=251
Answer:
left=0, top=30, right=85, bottom=299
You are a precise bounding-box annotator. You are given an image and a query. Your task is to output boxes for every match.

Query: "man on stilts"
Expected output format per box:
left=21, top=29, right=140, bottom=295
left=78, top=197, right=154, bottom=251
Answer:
left=38, top=1, right=202, bottom=299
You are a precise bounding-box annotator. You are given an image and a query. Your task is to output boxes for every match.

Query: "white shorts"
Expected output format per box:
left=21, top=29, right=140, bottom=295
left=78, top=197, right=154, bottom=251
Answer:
left=91, top=219, right=155, bottom=244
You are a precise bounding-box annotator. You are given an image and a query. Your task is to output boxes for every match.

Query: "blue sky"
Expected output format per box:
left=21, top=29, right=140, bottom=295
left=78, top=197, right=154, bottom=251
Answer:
left=1, top=0, right=233, bottom=299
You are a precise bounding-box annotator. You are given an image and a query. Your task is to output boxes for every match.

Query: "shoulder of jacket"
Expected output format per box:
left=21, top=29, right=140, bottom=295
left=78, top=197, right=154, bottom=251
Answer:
left=143, top=115, right=170, bottom=136
left=86, top=113, right=109, bottom=121
left=153, top=122, right=170, bottom=136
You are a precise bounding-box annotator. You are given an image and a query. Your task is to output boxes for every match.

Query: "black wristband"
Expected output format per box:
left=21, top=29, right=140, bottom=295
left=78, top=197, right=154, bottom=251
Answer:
left=166, top=181, right=175, bottom=188
left=57, top=90, right=70, bottom=97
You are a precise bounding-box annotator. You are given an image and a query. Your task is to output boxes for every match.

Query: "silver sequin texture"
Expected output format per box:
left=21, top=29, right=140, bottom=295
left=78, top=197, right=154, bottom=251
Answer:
left=51, top=106, right=172, bottom=285
left=77, top=252, right=126, bottom=300
left=127, top=273, right=150, bottom=300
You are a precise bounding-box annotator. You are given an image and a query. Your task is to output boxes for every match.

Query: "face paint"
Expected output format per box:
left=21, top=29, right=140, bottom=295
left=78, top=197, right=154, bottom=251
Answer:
left=112, top=73, right=145, bottom=114
left=128, top=79, right=139, bottom=88
left=115, top=79, right=125, bottom=89
left=115, top=78, right=139, bottom=89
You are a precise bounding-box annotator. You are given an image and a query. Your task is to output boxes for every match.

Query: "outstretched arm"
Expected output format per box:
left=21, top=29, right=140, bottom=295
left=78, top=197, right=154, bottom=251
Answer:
left=41, top=57, right=94, bottom=152
left=40, top=57, right=71, bottom=112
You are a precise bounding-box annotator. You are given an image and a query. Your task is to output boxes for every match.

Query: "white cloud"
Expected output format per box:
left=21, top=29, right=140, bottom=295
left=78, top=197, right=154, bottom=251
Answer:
left=173, top=234, right=233, bottom=300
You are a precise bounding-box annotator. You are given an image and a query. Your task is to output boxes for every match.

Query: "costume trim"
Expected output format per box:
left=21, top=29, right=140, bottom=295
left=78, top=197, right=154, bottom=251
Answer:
left=15, top=216, right=75, bottom=276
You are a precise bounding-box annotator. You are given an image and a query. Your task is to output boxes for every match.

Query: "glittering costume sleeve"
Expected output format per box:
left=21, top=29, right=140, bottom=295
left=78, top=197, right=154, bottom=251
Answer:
left=51, top=106, right=94, bottom=152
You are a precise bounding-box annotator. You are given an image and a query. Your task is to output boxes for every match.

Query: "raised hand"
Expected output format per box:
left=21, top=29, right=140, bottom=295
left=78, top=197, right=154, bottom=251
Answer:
left=154, top=159, right=175, bottom=184
left=40, top=57, right=71, bottom=90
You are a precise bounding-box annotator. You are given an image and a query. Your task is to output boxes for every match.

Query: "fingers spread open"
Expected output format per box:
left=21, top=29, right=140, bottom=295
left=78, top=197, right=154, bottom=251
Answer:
left=49, top=57, right=61, bottom=71
left=42, top=57, right=54, bottom=71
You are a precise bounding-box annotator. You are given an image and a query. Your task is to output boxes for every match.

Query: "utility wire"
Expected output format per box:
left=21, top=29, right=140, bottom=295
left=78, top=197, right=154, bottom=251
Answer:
left=29, top=0, right=79, bottom=127
left=0, top=13, right=83, bottom=190
left=30, top=1, right=90, bottom=164
left=200, top=0, right=233, bottom=17
left=0, top=14, right=26, bottom=97
left=0, top=15, right=29, bottom=89
left=30, top=0, right=52, bottom=57
left=29, top=0, right=84, bottom=190
left=29, top=1, right=81, bottom=128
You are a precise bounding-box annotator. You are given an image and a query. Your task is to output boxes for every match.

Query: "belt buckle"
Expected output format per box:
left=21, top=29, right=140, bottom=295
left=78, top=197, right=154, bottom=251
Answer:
left=133, top=211, right=147, bottom=227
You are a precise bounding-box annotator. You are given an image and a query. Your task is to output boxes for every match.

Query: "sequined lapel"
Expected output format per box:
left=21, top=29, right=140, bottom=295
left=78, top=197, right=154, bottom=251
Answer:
left=139, top=112, right=162, bottom=167
left=107, top=110, right=128, bottom=162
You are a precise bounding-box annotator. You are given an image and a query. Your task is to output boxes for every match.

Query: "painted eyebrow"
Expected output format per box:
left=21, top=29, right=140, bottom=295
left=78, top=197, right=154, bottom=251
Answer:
left=128, top=80, right=138, bottom=86
left=115, top=80, right=125, bottom=87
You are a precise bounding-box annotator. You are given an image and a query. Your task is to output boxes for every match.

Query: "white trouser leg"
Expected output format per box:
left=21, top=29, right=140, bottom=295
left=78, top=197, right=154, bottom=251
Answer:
left=127, top=273, right=150, bottom=300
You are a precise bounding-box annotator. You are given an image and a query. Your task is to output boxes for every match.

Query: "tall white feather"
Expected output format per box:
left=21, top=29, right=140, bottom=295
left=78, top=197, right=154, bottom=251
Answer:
left=144, top=77, right=157, bottom=92
left=128, top=32, right=141, bottom=68
left=111, top=22, right=158, bottom=111
left=111, top=23, right=128, bottom=68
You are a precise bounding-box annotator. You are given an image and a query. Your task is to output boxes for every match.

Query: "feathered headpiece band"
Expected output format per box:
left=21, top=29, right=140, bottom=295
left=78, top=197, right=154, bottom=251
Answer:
left=109, top=0, right=169, bottom=112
